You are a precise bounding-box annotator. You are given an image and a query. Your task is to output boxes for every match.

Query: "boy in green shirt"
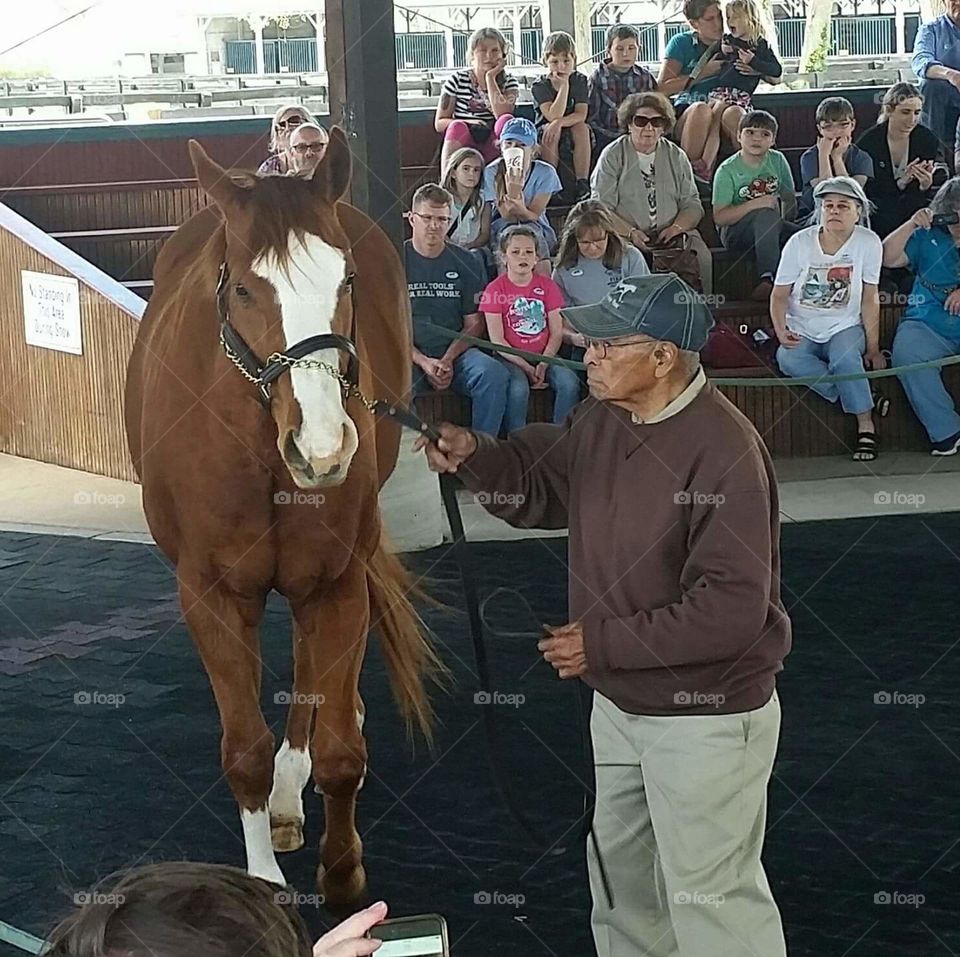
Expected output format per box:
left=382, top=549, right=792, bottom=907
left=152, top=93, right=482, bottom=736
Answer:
left=712, top=110, right=800, bottom=300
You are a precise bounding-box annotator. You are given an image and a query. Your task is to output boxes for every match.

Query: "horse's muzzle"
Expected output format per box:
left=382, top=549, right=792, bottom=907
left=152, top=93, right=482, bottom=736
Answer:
left=281, top=427, right=351, bottom=488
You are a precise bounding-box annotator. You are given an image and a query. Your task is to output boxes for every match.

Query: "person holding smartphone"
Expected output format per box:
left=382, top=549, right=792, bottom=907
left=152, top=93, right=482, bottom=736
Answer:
left=883, top=178, right=960, bottom=455
left=43, top=861, right=396, bottom=957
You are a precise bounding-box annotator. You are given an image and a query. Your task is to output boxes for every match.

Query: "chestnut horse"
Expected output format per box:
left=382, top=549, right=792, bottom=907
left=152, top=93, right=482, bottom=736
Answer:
left=124, top=132, right=438, bottom=908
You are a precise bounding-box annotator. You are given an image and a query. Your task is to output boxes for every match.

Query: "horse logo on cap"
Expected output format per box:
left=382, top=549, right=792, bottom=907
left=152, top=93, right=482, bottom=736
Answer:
left=609, top=281, right=638, bottom=309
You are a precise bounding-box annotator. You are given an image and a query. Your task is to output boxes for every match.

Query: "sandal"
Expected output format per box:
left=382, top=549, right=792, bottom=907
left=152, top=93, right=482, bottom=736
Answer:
left=874, top=393, right=891, bottom=418
left=853, top=432, right=879, bottom=461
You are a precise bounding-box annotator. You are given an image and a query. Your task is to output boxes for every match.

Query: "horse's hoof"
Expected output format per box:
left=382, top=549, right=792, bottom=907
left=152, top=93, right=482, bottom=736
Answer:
left=270, top=816, right=304, bottom=853
left=317, top=863, right=367, bottom=916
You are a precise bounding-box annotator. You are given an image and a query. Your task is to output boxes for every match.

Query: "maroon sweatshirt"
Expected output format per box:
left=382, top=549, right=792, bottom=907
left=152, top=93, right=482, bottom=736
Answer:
left=459, top=379, right=791, bottom=716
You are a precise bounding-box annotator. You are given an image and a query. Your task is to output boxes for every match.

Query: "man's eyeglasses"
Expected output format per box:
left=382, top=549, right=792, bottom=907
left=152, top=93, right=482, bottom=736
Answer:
left=632, top=115, right=668, bottom=129
left=409, top=211, right=451, bottom=226
left=584, top=337, right=657, bottom=359
left=292, top=142, right=325, bottom=155
left=275, top=116, right=303, bottom=131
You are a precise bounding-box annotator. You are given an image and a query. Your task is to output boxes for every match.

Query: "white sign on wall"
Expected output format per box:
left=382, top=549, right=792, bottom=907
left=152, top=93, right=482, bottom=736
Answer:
left=21, top=270, right=83, bottom=356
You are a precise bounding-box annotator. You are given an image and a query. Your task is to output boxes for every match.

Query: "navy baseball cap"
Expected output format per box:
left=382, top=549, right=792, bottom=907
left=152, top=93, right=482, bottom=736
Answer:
left=561, top=273, right=715, bottom=352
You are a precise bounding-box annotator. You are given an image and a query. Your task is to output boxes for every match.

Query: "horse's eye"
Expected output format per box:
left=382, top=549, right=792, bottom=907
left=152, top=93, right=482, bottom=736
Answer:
left=235, top=284, right=249, bottom=298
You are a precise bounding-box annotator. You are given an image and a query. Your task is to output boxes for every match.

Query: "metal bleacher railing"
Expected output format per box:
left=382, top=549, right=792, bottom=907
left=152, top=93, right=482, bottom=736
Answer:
left=385, top=13, right=921, bottom=73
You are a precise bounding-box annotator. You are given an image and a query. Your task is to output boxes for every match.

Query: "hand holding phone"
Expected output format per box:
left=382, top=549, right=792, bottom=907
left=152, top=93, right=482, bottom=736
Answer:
left=314, top=901, right=389, bottom=957
left=367, top=914, right=450, bottom=957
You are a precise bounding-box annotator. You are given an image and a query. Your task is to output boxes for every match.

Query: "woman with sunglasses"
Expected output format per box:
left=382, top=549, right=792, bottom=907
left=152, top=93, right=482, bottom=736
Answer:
left=257, top=105, right=317, bottom=176
left=592, top=92, right=713, bottom=292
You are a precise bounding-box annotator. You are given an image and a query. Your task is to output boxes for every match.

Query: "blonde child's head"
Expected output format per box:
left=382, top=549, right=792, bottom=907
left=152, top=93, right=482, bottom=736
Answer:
left=542, top=31, right=577, bottom=75
left=468, top=27, right=509, bottom=79
left=441, top=147, right=485, bottom=210
left=498, top=225, right=540, bottom=275
left=724, top=0, right=763, bottom=42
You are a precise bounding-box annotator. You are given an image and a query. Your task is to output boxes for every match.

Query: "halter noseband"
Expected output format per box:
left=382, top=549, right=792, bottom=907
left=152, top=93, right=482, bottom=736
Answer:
left=215, top=261, right=363, bottom=409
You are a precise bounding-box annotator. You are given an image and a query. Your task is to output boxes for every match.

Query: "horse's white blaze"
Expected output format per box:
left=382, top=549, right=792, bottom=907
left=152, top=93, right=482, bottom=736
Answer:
left=240, top=807, right=286, bottom=886
left=268, top=740, right=312, bottom=822
left=253, top=233, right=359, bottom=470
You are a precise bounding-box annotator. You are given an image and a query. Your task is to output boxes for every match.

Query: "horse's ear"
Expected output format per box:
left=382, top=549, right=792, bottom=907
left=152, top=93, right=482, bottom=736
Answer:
left=313, top=127, right=351, bottom=204
left=189, top=139, right=245, bottom=214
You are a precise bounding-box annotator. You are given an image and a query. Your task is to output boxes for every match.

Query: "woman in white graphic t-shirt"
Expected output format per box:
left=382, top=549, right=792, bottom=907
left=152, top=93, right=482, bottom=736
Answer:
left=771, top=176, right=889, bottom=461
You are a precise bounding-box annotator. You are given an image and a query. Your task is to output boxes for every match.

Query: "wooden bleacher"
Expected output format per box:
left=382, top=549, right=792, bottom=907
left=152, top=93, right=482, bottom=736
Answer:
left=0, top=90, right=953, bottom=459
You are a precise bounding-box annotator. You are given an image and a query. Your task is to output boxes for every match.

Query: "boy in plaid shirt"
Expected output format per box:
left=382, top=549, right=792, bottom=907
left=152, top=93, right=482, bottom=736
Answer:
left=587, top=25, right=658, bottom=150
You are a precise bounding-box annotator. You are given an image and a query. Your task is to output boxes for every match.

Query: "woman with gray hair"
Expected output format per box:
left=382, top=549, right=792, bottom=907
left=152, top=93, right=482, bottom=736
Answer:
left=883, top=176, right=960, bottom=455
left=772, top=176, right=888, bottom=460
left=257, top=105, right=316, bottom=176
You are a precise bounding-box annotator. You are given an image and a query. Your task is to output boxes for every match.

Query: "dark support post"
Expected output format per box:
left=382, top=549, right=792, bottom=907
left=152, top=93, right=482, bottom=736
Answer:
left=325, top=0, right=403, bottom=249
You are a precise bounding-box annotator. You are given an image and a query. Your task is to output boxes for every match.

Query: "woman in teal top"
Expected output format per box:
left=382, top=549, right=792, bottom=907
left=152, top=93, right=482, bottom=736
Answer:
left=883, top=178, right=960, bottom=455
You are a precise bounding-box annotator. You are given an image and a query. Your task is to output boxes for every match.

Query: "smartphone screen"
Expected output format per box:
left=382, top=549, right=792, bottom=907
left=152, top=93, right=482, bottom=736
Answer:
left=369, top=914, right=449, bottom=957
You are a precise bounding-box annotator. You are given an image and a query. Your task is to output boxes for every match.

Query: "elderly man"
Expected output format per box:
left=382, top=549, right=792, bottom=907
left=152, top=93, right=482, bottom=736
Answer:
left=417, top=274, right=791, bottom=957
left=912, top=0, right=960, bottom=159
left=288, top=122, right=329, bottom=176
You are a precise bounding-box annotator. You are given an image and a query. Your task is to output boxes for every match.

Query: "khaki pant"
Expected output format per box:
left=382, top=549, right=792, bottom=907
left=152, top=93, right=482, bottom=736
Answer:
left=588, top=691, right=786, bottom=957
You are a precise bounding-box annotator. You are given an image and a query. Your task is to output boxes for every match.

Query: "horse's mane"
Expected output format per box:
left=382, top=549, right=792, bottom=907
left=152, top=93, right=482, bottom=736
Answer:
left=223, top=168, right=336, bottom=273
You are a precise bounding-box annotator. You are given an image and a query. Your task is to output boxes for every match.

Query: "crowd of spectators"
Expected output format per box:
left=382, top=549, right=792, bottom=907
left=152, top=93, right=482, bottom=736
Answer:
left=254, top=9, right=960, bottom=460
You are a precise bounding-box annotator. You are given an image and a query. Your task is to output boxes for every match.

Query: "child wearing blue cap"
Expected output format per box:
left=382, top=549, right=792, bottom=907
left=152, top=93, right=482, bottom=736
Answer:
left=482, top=116, right=563, bottom=272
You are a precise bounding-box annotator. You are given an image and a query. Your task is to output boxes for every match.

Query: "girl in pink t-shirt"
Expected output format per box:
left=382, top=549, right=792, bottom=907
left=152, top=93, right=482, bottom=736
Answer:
left=480, top=225, right=582, bottom=431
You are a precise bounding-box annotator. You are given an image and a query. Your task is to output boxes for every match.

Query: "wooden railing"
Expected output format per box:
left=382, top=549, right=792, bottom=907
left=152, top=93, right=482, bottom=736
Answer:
left=0, top=180, right=206, bottom=232
left=0, top=202, right=143, bottom=481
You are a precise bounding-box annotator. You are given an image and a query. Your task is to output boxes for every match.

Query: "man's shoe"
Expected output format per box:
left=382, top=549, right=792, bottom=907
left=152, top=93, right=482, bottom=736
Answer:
left=931, top=431, right=960, bottom=456
left=575, top=178, right=591, bottom=201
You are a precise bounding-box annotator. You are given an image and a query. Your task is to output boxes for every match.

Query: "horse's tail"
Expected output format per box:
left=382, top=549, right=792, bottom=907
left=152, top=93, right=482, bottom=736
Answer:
left=366, top=531, right=445, bottom=744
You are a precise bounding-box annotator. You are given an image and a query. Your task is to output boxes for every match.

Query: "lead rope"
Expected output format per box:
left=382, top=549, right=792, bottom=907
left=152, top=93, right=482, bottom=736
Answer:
left=437, top=477, right=615, bottom=911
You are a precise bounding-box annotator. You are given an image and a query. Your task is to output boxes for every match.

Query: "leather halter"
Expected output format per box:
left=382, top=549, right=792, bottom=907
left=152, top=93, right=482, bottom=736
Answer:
left=215, top=261, right=360, bottom=408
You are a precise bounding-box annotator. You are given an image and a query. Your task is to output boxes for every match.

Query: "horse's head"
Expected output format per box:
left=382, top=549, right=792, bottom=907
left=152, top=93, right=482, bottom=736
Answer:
left=188, top=133, right=359, bottom=489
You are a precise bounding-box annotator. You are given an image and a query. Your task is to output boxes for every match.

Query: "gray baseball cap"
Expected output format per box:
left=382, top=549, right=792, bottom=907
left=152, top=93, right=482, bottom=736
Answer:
left=561, top=273, right=715, bottom=352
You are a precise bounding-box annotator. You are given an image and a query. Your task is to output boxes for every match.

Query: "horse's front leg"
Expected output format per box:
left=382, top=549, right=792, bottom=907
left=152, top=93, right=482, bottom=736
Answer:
left=178, top=568, right=284, bottom=886
left=287, top=556, right=369, bottom=912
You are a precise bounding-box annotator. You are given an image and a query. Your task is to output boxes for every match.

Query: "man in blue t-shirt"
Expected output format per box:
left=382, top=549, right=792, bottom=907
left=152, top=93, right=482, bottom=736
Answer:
left=883, top=197, right=960, bottom=455
left=405, top=183, right=514, bottom=435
